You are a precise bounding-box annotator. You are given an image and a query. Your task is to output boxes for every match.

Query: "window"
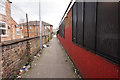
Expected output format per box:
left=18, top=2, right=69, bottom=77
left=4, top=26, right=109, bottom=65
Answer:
left=45, top=26, right=47, bottom=30
left=30, top=26, right=32, bottom=29
left=21, top=26, right=23, bottom=30
left=0, top=0, right=6, bottom=15
left=16, top=28, right=20, bottom=35
left=25, top=26, right=27, bottom=29
left=0, top=21, right=7, bottom=36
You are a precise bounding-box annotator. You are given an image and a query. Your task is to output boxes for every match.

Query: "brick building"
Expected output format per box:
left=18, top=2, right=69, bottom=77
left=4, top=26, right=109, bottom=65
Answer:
left=21, top=21, right=53, bottom=38
left=0, top=0, right=23, bottom=42
left=0, top=0, right=53, bottom=42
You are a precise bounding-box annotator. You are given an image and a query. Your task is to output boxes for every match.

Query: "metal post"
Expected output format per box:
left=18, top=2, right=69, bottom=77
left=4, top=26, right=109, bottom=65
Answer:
left=26, top=14, right=29, bottom=38
left=39, top=0, right=42, bottom=49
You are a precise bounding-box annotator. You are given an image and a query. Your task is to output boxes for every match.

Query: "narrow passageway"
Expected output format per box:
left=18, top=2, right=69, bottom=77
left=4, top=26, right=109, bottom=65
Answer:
left=23, top=37, right=77, bottom=78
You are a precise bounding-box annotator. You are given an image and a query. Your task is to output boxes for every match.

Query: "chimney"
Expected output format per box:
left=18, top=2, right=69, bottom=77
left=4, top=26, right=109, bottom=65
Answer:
left=6, top=0, right=12, bottom=17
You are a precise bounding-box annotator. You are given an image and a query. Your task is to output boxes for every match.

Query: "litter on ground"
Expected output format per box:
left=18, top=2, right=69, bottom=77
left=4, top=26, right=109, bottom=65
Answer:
left=43, top=45, right=47, bottom=48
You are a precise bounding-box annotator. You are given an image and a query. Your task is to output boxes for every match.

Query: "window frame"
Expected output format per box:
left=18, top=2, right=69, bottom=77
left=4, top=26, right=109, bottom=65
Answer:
left=21, top=26, right=23, bottom=30
left=0, top=0, right=6, bottom=15
left=0, top=21, right=7, bottom=37
left=25, top=26, right=27, bottom=29
left=30, top=26, right=32, bottom=29
left=16, top=28, right=20, bottom=35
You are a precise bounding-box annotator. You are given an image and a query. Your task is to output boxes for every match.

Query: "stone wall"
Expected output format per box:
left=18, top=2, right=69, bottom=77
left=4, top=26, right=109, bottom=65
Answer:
left=1, top=35, right=50, bottom=78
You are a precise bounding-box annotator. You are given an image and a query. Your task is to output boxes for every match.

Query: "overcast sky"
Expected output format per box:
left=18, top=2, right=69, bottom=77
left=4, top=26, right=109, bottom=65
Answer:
left=10, top=0, right=71, bottom=29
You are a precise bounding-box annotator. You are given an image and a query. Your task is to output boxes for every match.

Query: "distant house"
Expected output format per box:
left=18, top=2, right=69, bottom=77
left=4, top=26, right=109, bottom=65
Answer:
left=21, top=21, right=53, bottom=38
left=0, top=0, right=53, bottom=42
left=42, top=21, right=53, bottom=37
left=19, top=21, right=40, bottom=38
left=0, top=0, right=22, bottom=42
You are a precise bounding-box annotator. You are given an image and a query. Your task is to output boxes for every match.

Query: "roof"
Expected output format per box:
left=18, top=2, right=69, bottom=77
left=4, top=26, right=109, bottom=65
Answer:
left=42, top=21, right=52, bottom=26
left=19, top=21, right=53, bottom=26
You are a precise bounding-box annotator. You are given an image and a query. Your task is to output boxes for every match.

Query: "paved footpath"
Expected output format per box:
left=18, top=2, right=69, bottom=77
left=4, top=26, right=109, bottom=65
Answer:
left=23, top=37, right=78, bottom=78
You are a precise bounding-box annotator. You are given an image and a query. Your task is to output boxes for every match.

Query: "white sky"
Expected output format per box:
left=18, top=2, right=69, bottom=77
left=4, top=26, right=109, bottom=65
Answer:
left=10, top=0, right=71, bottom=29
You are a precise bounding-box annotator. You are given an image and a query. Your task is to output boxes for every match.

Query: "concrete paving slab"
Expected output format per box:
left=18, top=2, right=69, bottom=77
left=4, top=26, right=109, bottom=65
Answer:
left=23, top=37, right=78, bottom=78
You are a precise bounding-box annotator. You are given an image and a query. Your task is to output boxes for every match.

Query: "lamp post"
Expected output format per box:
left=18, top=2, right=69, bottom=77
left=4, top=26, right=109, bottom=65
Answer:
left=39, top=0, right=42, bottom=50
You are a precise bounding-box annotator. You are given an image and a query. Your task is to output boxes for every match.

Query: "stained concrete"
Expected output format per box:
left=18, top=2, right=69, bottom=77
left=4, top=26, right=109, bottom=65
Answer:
left=23, top=37, right=78, bottom=78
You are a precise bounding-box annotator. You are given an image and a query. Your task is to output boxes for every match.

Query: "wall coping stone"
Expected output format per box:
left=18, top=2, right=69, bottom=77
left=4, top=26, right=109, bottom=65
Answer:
left=0, top=36, right=40, bottom=46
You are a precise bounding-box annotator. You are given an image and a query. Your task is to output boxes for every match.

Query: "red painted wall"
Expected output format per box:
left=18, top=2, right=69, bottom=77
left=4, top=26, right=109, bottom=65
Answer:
left=58, top=25, right=119, bottom=79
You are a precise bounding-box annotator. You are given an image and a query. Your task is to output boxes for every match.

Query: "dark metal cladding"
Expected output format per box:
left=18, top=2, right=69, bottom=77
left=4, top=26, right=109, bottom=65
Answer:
left=84, top=2, right=97, bottom=50
left=59, top=24, right=62, bottom=37
left=118, top=1, right=120, bottom=64
left=59, top=20, right=65, bottom=38
left=72, top=2, right=77, bottom=43
left=96, top=2, right=119, bottom=63
left=76, top=2, right=84, bottom=46
left=62, top=20, right=65, bottom=38
left=61, top=20, right=65, bottom=38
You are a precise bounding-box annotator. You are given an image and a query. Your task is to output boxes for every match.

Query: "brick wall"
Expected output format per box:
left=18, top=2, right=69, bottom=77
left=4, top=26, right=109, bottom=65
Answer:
left=65, top=8, right=72, bottom=28
left=1, top=36, right=50, bottom=78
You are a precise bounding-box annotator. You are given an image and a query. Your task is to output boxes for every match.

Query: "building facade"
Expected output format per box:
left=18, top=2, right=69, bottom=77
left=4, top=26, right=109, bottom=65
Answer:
left=0, top=0, right=22, bottom=42
left=0, top=0, right=53, bottom=42
left=58, top=1, right=119, bottom=79
left=21, top=21, right=53, bottom=38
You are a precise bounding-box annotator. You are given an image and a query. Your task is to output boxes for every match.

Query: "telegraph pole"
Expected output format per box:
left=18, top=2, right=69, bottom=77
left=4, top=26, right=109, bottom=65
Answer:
left=36, top=20, right=38, bottom=36
left=39, top=0, right=42, bottom=49
left=26, top=14, right=29, bottom=38
left=0, top=29, right=1, bottom=43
